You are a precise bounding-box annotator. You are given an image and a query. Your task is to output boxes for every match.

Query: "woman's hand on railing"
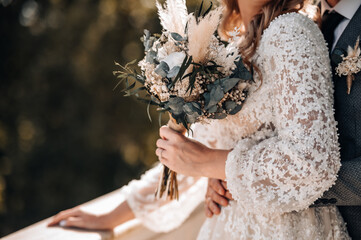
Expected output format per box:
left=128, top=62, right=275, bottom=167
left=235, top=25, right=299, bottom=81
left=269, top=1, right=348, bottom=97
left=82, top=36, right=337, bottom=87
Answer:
left=47, top=207, right=114, bottom=230
left=47, top=201, right=135, bottom=230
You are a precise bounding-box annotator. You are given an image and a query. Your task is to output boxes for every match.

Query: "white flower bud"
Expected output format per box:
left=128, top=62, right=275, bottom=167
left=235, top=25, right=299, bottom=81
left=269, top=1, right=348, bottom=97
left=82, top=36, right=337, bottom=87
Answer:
left=162, top=52, right=186, bottom=70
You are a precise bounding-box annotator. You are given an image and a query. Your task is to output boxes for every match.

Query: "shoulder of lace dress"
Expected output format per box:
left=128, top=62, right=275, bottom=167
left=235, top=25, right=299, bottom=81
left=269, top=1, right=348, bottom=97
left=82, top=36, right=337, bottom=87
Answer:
left=224, top=11, right=340, bottom=215
left=260, top=12, right=328, bottom=57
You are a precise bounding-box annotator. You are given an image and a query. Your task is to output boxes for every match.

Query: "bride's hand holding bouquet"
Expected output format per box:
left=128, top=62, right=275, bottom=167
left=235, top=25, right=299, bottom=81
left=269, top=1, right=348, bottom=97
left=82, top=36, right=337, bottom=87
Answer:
left=156, top=126, right=230, bottom=179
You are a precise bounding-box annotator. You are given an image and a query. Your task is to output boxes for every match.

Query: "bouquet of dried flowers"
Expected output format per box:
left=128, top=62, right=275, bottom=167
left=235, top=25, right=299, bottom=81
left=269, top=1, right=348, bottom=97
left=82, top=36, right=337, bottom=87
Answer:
left=114, top=0, right=253, bottom=200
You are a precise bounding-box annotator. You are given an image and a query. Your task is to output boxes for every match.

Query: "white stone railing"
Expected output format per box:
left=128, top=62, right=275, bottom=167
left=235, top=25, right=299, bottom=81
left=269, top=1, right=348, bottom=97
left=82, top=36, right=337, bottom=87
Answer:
left=2, top=189, right=205, bottom=240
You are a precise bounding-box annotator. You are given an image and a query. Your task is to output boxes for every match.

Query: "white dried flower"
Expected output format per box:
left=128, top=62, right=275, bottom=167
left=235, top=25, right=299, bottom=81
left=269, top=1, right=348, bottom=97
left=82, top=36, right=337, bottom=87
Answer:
left=162, top=52, right=186, bottom=70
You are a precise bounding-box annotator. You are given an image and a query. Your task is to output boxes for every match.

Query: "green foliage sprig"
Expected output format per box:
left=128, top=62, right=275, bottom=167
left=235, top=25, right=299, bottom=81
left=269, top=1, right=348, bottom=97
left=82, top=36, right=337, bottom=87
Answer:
left=114, top=55, right=253, bottom=129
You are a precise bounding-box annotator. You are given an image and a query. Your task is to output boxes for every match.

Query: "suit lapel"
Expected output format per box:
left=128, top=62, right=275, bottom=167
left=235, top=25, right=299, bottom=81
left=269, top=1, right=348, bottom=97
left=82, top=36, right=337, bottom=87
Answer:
left=333, top=4, right=361, bottom=55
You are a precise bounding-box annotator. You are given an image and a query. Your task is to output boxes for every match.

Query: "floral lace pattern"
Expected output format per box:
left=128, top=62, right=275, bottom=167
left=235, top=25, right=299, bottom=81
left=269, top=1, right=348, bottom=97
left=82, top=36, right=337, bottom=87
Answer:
left=123, top=13, right=349, bottom=239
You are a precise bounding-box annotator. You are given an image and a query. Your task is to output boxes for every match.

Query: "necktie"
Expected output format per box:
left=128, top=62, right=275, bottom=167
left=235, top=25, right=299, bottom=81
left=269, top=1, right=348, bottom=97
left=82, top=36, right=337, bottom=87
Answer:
left=321, top=10, right=345, bottom=51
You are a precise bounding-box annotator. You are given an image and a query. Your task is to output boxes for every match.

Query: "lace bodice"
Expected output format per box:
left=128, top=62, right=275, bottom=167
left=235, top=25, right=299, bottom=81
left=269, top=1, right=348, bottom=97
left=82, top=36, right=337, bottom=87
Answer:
left=121, top=13, right=349, bottom=239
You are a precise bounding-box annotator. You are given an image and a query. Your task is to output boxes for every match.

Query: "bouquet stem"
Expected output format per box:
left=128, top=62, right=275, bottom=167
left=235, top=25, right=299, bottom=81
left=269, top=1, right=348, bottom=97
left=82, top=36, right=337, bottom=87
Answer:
left=155, top=114, right=186, bottom=200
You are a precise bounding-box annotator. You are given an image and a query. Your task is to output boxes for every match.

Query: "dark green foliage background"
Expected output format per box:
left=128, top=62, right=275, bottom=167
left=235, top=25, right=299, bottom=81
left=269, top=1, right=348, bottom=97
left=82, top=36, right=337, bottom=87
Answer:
left=0, top=0, right=197, bottom=236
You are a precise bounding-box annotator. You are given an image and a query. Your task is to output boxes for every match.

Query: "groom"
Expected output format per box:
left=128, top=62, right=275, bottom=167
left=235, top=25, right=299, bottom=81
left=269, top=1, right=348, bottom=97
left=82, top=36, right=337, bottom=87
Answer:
left=205, top=0, right=361, bottom=238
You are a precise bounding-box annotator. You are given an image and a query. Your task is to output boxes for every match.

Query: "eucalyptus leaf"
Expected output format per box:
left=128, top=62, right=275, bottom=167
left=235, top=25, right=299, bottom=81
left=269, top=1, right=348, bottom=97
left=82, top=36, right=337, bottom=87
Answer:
left=205, top=85, right=223, bottom=109
left=144, top=29, right=150, bottom=41
left=155, top=61, right=170, bottom=78
left=143, top=30, right=154, bottom=51
left=191, top=102, right=202, bottom=111
left=183, top=103, right=202, bottom=123
left=213, top=112, right=227, bottom=119
left=183, top=102, right=202, bottom=115
left=166, top=97, right=185, bottom=116
left=221, top=78, right=240, bottom=92
left=224, top=101, right=237, bottom=111
left=206, top=79, right=220, bottom=91
left=229, top=104, right=243, bottom=115
left=167, top=66, right=181, bottom=79
left=183, top=103, right=194, bottom=114
left=231, top=57, right=253, bottom=81
left=185, top=112, right=200, bottom=123
left=207, top=105, right=218, bottom=113
left=146, top=50, right=157, bottom=64
left=145, top=38, right=155, bottom=52
left=203, top=92, right=210, bottom=106
left=171, top=32, right=184, bottom=42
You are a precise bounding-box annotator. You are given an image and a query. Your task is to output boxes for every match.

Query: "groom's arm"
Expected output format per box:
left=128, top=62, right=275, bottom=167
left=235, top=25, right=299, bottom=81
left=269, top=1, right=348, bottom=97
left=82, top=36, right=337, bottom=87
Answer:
left=315, top=158, right=361, bottom=206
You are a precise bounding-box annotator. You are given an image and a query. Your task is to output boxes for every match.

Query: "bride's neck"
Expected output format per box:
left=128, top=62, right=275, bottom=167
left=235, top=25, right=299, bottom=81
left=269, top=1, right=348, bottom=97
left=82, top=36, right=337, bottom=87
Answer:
left=326, top=0, right=341, bottom=8
left=237, top=0, right=268, bottom=30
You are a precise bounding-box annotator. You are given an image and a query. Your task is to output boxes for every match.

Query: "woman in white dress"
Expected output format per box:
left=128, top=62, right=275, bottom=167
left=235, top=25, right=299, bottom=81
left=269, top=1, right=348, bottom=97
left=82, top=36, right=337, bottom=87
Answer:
left=49, top=0, right=350, bottom=239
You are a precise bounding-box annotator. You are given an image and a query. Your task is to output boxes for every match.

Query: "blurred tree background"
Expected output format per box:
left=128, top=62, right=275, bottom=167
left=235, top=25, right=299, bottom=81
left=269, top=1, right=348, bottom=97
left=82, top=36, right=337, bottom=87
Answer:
left=0, top=0, right=198, bottom=236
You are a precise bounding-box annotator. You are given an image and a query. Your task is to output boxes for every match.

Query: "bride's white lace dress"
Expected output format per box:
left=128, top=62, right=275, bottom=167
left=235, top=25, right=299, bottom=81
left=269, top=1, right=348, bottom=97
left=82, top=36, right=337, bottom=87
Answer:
left=121, top=13, right=350, bottom=239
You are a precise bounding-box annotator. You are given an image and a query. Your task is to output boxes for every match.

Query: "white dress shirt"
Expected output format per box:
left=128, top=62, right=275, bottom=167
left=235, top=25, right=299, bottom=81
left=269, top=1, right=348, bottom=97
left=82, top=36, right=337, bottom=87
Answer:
left=321, top=0, right=361, bottom=50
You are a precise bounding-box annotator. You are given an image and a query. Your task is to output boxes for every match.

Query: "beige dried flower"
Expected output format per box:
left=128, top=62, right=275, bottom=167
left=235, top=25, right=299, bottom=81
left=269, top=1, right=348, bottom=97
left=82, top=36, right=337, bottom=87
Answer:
left=156, top=0, right=188, bottom=37
left=187, top=7, right=222, bottom=64
left=336, top=36, right=361, bottom=94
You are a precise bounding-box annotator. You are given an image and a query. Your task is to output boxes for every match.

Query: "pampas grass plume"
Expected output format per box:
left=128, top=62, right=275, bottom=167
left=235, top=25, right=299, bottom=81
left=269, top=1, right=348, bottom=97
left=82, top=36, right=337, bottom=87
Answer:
left=187, top=7, right=222, bottom=64
left=156, top=0, right=188, bottom=36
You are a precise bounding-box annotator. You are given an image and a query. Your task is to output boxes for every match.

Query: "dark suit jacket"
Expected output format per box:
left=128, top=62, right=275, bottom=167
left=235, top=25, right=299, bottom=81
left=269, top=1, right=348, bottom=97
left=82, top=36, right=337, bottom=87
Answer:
left=316, top=4, right=361, bottom=239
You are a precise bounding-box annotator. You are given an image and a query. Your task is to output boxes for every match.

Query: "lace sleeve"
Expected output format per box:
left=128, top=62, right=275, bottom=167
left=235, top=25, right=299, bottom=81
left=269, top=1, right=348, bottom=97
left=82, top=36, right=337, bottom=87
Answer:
left=121, top=162, right=207, bottom=232
left=225, top=13, right=341, bottom=215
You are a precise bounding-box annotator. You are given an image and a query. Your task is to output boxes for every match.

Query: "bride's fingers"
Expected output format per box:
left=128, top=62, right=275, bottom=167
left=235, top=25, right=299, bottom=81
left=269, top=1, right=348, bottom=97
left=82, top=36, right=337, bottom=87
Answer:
left=209, top=179, right=226, bottom=195
left=63, top=217, right=86, bottom=229
left=48, top=208, right=82, bottom=226
left=209, top=188, right=228, bottom=207
left=204, top=204, right=213, bottom=218
left=224, top=190, right=233, bottom=201
left=155, top=148, right=165, bottom=158
left=207, top=199, right=221, bottom=215
left=156, top=147, right=171, bottom=161
left=156, top=139, right=168, bottom=149
left=221, top=180, right=228, bottom=190
left=159, top=126, right=182, bottom=141
left=220, top=181, right=233, bottom=200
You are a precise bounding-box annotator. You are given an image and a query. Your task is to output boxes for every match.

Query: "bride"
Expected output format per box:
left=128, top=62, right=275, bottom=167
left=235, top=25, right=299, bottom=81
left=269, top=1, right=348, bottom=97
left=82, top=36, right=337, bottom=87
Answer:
left=49, top=0, right=350, bottom=239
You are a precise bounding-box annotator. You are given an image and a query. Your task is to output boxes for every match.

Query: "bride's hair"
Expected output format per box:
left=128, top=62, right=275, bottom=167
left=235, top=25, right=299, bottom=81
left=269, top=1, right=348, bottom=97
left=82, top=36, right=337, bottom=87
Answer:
left=219, top=0, right=319, bottom=81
